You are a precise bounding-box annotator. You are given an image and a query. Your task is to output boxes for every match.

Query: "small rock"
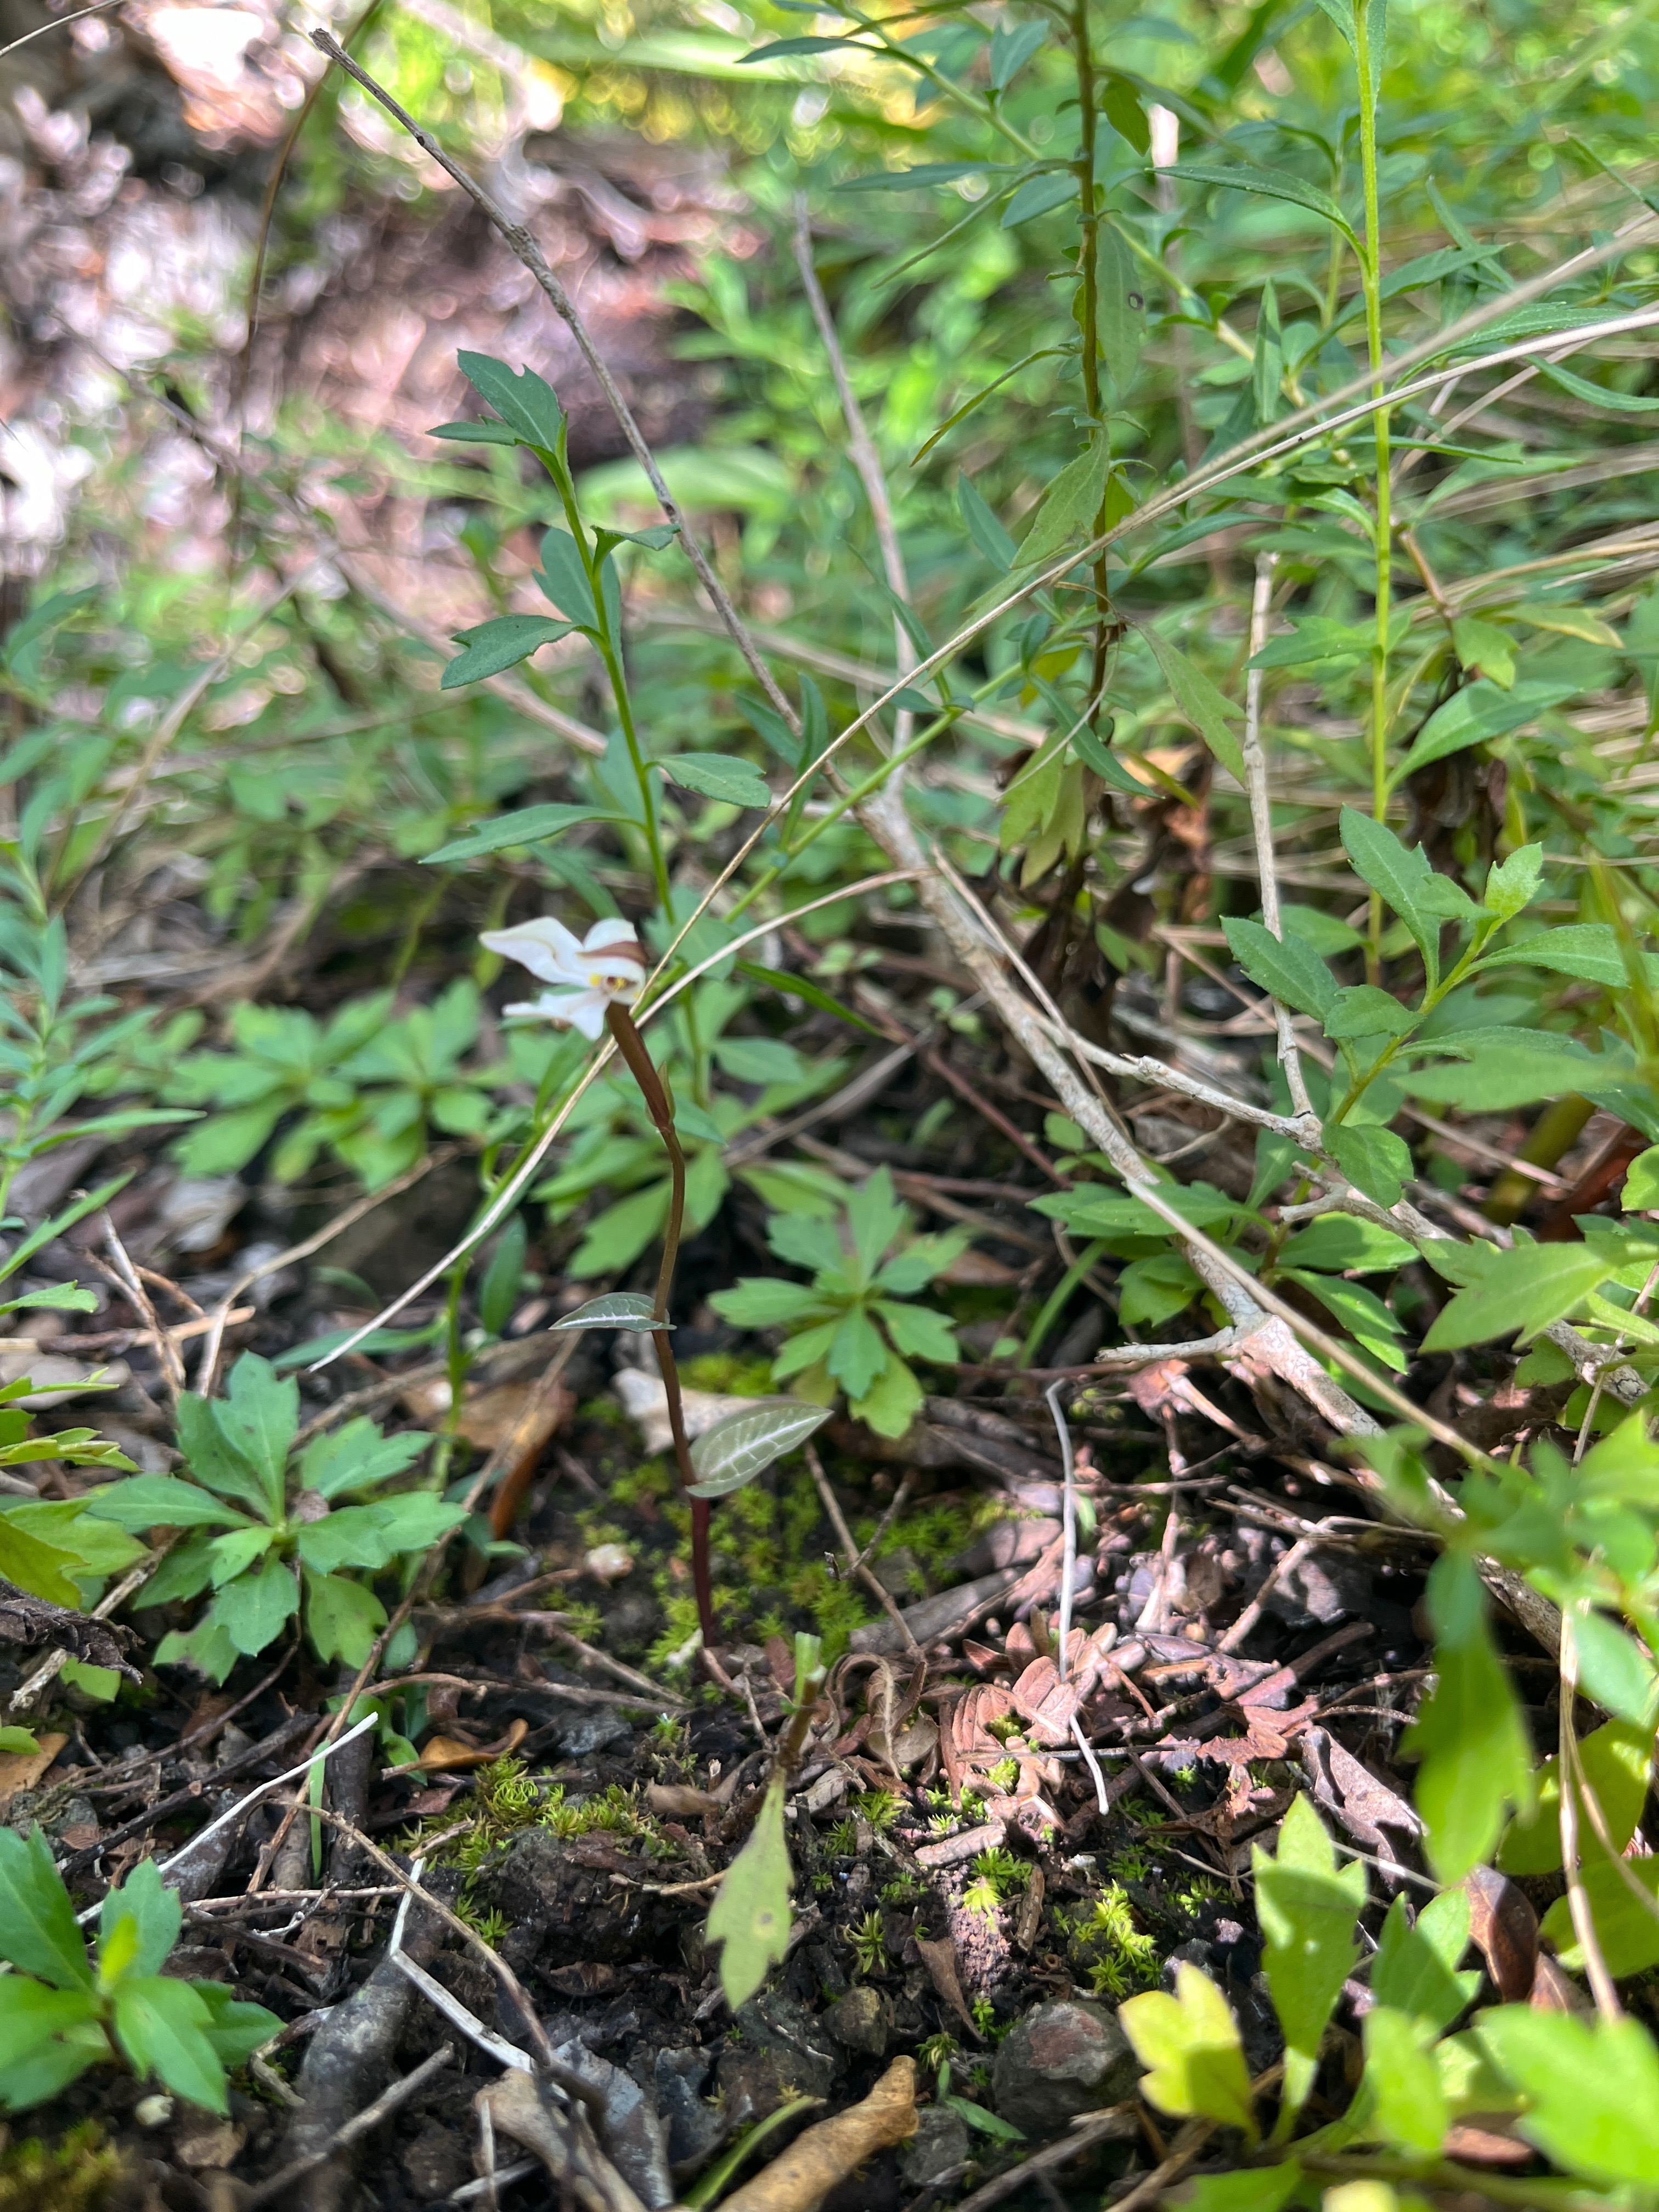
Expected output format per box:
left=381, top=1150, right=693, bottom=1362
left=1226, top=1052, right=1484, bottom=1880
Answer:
left=653, top=2046, right=726, bottom=2177
left=585, top=1543, right=634, bottom=1582
left=900, top=2104, right=971, bottom=2190
left=555, top=1707, right=633, bottom=1758
left=824, top=1987, right=888, bottom=2058
left=401, top=2122, right=473, bottom=2202
left=992, top=1999, right=1141, bottom=2137
left=134, top=2095, right=174, bottom=2130
left=173, top=2117, right=243, bottom=2169
left=718, top=1991, right=843, bottom=2126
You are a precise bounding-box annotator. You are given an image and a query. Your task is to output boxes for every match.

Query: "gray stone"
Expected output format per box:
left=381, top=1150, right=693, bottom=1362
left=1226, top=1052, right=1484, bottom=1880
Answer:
left=734, top=1991, right=843, bottom=2097
left=555, top=1706, right=633, bottom=1758
left=992, top=1999, right=1141, bottom=2138
left=551, top=2037, right=674, bottom=2209
left=900, top=2104, right=971, bottom=2190
left=654, top=2047, right=726, bottom=2178
left=824, top=1987, right=888, bottom=2058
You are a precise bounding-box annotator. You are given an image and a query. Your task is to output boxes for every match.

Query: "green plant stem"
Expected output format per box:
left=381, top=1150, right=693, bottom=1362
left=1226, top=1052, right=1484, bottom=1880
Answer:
left=604, top=1000, right=713, bottom=1646
left=1022, top=1237, right=1108, bottom=1367
left=1352, top=1, right=1393, bottom=976
left=1071, top=0, right=1115, bottom=739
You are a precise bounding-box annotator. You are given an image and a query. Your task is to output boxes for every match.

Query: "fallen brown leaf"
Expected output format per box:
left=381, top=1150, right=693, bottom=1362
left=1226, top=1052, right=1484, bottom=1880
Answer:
left=414, top=1717, right=528, bottom=1771
left=1529, top=1955, right=1590, bottom=2013
left=1466, top=1865, right=1538, bottom=2002
left=717, top=2056, right=917, bottom=2212
left=914, top=1932, right=981, bottom=2039
left=0, top=1730, right=66, bottom=1805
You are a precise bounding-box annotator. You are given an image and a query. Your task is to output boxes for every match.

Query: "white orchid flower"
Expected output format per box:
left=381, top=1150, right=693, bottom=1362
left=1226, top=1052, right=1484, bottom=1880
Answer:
left=482, top=915, right=646, bottom=1040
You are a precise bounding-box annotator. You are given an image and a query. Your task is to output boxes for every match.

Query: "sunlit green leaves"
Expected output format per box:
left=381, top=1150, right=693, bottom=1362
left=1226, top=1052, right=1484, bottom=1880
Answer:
left=1404, top=1555, right=1533, bottom=1880
left=1422, top=1236, right=1643, bottom=1351
left=1253, top=1797, right=1367, bottom=2129
left=1476, top=2010, right=1659, bottom=2186
left=1120, top=1963, right=1256, bottom=2135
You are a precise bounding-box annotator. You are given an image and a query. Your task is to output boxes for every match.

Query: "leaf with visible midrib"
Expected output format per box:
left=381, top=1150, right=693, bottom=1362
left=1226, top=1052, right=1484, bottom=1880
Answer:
left=552, top=1292, right=668, bottom=1332
left=687, top=1399, right=832, bottom=1498
left=1158, top=161, right=1358, bottom=245
left=706, top=1783, right=792, bottom=2009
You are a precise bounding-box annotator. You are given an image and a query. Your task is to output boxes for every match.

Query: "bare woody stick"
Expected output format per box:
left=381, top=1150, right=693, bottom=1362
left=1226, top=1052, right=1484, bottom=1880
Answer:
left=308, top=30, right=802, bottom=737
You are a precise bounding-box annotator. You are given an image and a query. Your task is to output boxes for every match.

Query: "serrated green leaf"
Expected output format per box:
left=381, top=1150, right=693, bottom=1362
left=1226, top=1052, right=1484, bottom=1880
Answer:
left=456, top=352, right=566, bottom=451
left=1423, top=1239, right=1634, bottom=1352
left=441, top=615, right=576, bottom=690
left=1254, top=1796, right=1367, bottom=2127
left=0, top=1829, right=91, bottom=1990
left=1222, top=917, right=1338, bottom=1020
left=1142, top=627, right=1247, bottom=783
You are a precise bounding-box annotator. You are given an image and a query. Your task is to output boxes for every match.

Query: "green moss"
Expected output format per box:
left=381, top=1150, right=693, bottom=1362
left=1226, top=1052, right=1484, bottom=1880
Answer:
left=0, top=2124, right=119, bottom=2212
left=577, top=1397, right=629, bottom=1430
left=611, top=1458, right=674, bottom=1509
left=681, top=1352, right=775, bottom=1396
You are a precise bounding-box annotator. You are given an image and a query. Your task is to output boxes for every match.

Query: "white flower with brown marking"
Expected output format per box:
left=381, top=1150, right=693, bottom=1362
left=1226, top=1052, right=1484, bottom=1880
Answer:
left=482, top=915, right=646, bottom=1040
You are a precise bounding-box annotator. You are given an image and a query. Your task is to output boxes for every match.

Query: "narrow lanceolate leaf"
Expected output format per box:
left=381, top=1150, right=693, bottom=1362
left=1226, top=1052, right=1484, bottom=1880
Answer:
left=1222, top=917, right=1338, bottom=1021
left=1141, top=627, right=1247, bottom=783
left=424, top=804, right=622, bottom=866
left=442, top=616, right=575, bottom=690
left=706, top=1781, right=792, bottom=2009
left=551, top=1293, right=668, bottom=1332
left=659, top=753, right=773, bottom=808
left=686, top=1398, right=832, bottom=1498
left=1158, top=161, right=1358, bottom=245
left=1018, top=439, right=1111, bottom=570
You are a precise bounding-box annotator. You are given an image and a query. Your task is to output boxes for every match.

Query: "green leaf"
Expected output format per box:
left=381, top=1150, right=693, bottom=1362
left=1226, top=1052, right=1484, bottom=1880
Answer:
left=1363, top=2005, right=1448, bottom=2155
left=1222, top=917, right=1338, bottom=1020
left=847, top=1168, right=909, bottom=1274
left=850, top=1355, right=924, bottom=1439
left=1571, top=1610, right=1657, bottom=1725
left=0, top=1283, right=97, bottom=1317
left=191, top=1979, right=282, bottom=2067
left=1474, top=2009, right=1659, bottom=2186
left=828, top=1307, right=889, bottom=1400
left=1483, top=844, right=1544, bottom=920
left=1142, top=626, right=1247, bottom=783
left=1539, top=1856, right=1659, bottom=1977
left=297, top=1420, right=427, bottom=1501
left=1339, top=810, right=1436, bottom=963
left=441, top=614, right=574, bottom=690
left=706, top=1781, right=792, bottom=2009
left=687, top=1399, right=832, bottom=1498
left=0, top=1980, right=101, bottom=2075
left=1018, top=438, right=1111, bottom=570
left=989, top=18, right=1045, bottom=89
left=1119, top=1962, right=1256, bottom=2135
left=0, top=1828, right=92, bottom=1989
left=1001, top=171, right=1077, bottom=227
left=709, top=1280, right=828, bottom=1328
left=429, top=417, right=522, bottom=445
left=836, top=161, right=1014, bottom=192
left=218, top=1554, right=298, bottom=1657
left=1248, top=616, right=1374, bottom=671
left=660, top=753, right=772, bottom=808
left=1623, top=1146, right=1659, bottom=1210
left=0, top=1517, right=98, bottom=1607
left=1278, top=1216, right=1415, bottom=1274
left=1253, top=1796, right=1367, bottom=2126
left=303, top=1569, right=387, bottom=1668
left=1482, top=924, right=1627, bottom=989
left=1323, top=1122, right=1413, bottom=1210
left=1096, top=224, right=1146, bottom=397
left=1500, top=1715, right=1656, bottom=1876
left=1159, top=161, right=1358, bottom=245
left=552, top=1291, right=667, bottom=1331
left=425, top=803, right=620, bottom=867
left=1392, top=681, right=1579, bottom=786
left=874, top=1299, right=957, bottom=1363
left=456, top=352, right=566, bottom=452
left=112, top=1976, right=228, bottom=2113
left=1370, top=1889, right=1479, bottom=2036
left=941, top=2095, right=1026, bottom=2142
left=1323, top=985, right=1415, bottom=1040
left=208, top=1525, right=276, bottom=1585
left=1533, top=355, right=1659, bottom=413
left=959, top=475, right=1017, bottom=571
left=1423, top=1239, right=1635, bottom=1352
left=1182, top=2171, right=1301, bottom=2212
left=0, top=1728, right=37, bottom=1754
left=98, top=1861, right=181, bottom=1988
left=1404, top=1555, right=1533, bottom=1880
left=478, top=1215, right=527, bottom=1340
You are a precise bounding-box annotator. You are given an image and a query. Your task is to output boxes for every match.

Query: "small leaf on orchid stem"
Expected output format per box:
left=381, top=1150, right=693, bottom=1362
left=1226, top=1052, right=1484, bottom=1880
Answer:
left=707, top=1781, right=792, bottom=2010
left=551, top=1292, right=669, bottom=1331
left=687, top=1398, right=832, bottom=1497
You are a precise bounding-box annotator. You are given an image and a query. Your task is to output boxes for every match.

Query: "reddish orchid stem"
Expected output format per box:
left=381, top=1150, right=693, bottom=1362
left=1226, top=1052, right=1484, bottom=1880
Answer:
left=605, top=1001, right=715, bottom=1646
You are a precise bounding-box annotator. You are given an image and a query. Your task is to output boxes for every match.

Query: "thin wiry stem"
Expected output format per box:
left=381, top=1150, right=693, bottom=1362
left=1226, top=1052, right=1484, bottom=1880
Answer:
left=1559, top=1616, right=1624, bottom=2021
left=309, top=30, right=802, bottom=738
left=1243, top=551, right=1317, bottom=1126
